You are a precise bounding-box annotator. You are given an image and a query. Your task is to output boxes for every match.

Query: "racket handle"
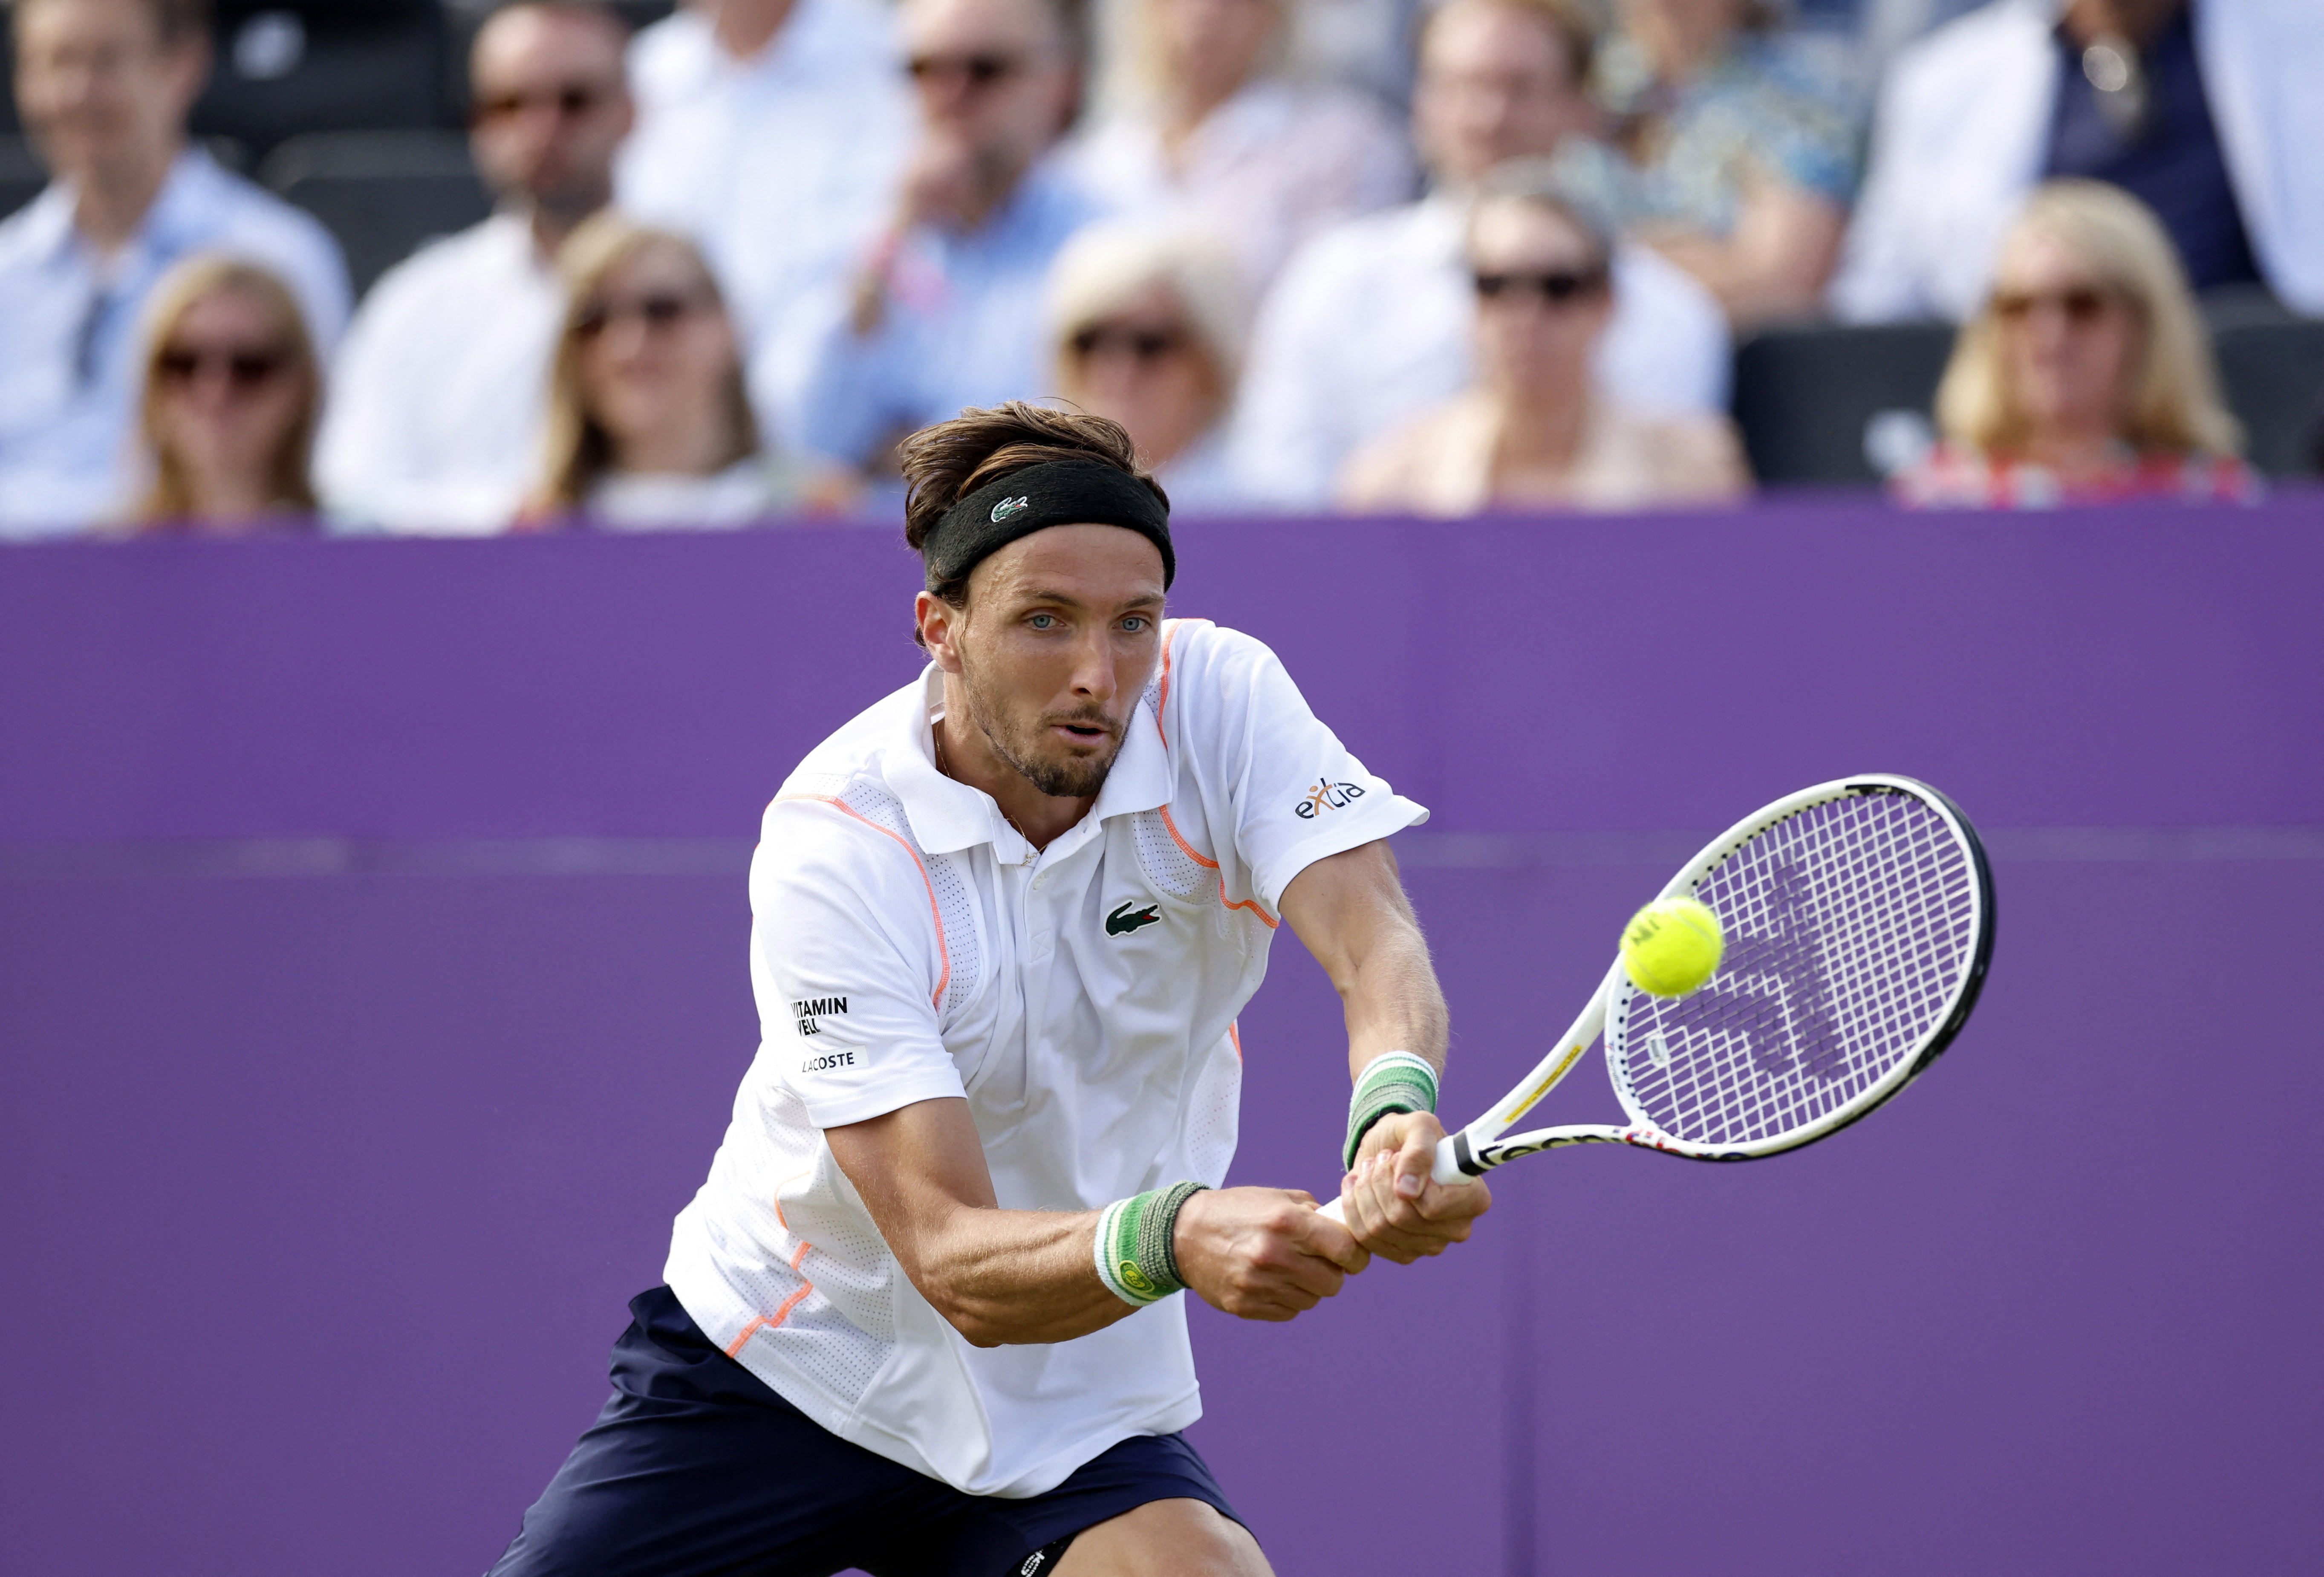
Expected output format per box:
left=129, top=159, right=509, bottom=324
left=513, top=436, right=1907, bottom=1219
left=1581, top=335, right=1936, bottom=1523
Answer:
left=1315, top=1134, right=1475, bottom=1224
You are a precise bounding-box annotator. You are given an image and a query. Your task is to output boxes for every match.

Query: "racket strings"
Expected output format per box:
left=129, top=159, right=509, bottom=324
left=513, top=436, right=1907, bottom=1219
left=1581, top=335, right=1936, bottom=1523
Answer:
left=1617, top=792, right=1976, bottom=1149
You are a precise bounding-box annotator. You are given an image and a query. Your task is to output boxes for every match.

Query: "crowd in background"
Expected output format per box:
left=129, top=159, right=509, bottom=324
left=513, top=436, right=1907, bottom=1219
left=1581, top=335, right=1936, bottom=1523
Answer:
left=0, top=0, right=2313, bottom=539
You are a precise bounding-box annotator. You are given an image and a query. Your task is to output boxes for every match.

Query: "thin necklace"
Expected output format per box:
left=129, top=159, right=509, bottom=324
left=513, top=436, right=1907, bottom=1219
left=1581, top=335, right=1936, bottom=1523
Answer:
left=935, top=720, right=1039, bottom=858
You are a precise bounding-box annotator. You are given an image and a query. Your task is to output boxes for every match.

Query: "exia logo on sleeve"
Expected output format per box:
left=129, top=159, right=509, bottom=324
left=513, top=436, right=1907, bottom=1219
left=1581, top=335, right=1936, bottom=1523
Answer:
left=1106, top=901, right=1162, bottom=936
left=1292, top=778, right=1366, bottom=819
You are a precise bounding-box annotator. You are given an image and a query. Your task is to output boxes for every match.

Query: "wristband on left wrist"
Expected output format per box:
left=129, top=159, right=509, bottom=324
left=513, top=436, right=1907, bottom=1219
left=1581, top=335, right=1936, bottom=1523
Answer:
left=1093, top=1181, right=1208, bottom=1306
left=1344, top=1050, right=1439, bottom=1171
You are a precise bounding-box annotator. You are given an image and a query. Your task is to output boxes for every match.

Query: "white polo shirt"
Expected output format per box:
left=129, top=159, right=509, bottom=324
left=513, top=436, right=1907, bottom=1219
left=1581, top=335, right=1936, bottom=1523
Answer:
left=664, top=617, right=1426, bottom=1497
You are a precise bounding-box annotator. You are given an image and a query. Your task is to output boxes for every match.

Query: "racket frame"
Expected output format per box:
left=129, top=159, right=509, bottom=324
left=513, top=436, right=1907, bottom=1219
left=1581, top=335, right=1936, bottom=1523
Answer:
left=1430, top=773, right=1993, bottom=1184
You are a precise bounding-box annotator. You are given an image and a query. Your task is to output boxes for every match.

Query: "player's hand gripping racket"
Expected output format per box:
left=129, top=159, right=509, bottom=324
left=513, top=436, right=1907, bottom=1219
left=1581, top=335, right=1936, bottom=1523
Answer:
left=1322, top=774, right=1992, bottom=1219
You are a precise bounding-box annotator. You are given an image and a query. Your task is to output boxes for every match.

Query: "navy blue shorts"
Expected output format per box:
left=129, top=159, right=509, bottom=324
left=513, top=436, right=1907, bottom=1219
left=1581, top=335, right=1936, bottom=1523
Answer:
left=487, top=1286, right=1244, bottom=1577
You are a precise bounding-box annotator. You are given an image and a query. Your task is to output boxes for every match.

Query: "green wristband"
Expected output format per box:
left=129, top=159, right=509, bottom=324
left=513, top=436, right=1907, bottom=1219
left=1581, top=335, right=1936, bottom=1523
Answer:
left=1092, top=1181, right=1209, bottom=1306
left=1344, top=1050, right=1439, bottom=1171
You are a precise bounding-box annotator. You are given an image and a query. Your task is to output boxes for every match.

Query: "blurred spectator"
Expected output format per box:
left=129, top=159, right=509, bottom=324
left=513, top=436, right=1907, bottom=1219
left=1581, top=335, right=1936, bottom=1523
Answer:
left=1832, top=0, right=2324, bottom=323
left=128, top=254, right=319, bottom=531
left=617, top=0, right=912, bottom=448
left=1897, top=181, right=2254, bottom=507
left=528, top=217, right=819, bottom=528
left=1228, top=0, right=1729, bottom=510
left=1593, top=0, right=1859, bottom=327
left=785, top=0, right=1105, bottom=475
left=1340, top=163, right=1747, bottom=514
left=1047, top=218, right=1248, bottom=511
left=1066, top=0, right=1413, bottom=289
left=0, top=0, right=349, bottom=538
left=316, top=2, right=634, bottom=534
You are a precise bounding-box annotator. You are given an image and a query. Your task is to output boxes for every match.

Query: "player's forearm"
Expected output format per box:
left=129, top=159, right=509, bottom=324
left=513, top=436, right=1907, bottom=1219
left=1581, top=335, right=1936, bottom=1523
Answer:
left=904, top=1203, right=1134, bottom=1348
left=1281, top=841, right=1450, bottom=1080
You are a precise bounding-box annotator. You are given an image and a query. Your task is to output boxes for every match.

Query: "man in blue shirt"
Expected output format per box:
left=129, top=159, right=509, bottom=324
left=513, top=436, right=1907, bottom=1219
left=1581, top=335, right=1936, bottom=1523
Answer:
left=0, top=0, right=349, bottom=536
left=780, top=0, right=1107, bottom=477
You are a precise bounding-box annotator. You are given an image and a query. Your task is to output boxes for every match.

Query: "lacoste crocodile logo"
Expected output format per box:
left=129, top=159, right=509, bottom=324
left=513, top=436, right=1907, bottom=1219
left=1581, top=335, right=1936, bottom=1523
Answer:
left=990, top=495, right=1031, bottom=523
left=1106, top=901, right=1162, bottom=936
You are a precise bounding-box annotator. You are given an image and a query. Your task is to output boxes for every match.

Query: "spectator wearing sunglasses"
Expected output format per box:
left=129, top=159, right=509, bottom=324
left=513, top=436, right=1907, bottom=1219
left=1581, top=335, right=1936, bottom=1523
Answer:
left=781, top=0, right=1109, bottom=479
left=1896, top=181, right=2253, bottom=509
left=1046, top=218, right=1249, bottom=511
left=615, top=0, right=911, bottom=449
left=315, top=3, right=634, bottom=534
left=0, top=0, right=349, bottom=538
left=527, top=218, right=825, bottom=528
left=1340, top=162, right=1745, bottom=515
left=127, top=255, right=320, bottom=532
left=1064, top=0, right=1413, bottom=292
left=1226, top=0, right=1729, bottom=512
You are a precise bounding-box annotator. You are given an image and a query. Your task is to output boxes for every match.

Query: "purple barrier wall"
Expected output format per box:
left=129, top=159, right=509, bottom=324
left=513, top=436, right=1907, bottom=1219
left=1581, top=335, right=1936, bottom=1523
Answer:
left=4, top=501, right=2321, bottom=1577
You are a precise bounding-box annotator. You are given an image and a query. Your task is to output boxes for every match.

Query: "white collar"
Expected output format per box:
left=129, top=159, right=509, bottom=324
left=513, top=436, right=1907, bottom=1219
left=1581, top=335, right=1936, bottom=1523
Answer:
left=889, top=665, right=1172, bottom=860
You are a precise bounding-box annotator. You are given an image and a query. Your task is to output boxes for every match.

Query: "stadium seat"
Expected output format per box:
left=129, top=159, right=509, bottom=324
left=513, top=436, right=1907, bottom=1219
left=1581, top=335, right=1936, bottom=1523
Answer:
left=0, top=135, right=43, bottom=224
left=2208, top=316, right=2324, bottom=479
left=1727, top=323, right=1957, bottom=487
left=259, top=130, right=491, bottom=297
left=189, top=0, right=456, bottom=165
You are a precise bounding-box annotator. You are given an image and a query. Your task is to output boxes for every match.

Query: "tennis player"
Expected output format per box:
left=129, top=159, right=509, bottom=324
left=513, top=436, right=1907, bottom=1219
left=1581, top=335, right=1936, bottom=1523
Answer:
left=488, top=402, right=1490, bottom=1577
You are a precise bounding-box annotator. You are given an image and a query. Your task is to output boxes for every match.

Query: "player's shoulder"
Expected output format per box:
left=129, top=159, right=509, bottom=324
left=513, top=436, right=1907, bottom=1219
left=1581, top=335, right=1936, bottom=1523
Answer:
left=1149, top=618, right=1299, bottom=738
left=761, top=678, right=926, bottom=846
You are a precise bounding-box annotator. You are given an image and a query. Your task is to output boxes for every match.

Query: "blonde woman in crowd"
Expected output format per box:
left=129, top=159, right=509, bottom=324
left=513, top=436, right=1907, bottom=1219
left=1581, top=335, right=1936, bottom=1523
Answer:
left=1048, top=219, right=1248, bottom=511
left=531, top=217, right=830, bottom=529
left=1339, top=161, right=1747, bottom=516
left=1068, top=0, right=1413, bottom=290
left=129, top=254, right=322, bottom=533
left=1899, top=181, right=2257, bottom=509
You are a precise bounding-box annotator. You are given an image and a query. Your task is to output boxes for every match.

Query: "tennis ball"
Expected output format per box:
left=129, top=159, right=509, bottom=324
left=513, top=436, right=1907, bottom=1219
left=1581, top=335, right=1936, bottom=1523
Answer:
left=1621, top=896, right=1724, bottom=997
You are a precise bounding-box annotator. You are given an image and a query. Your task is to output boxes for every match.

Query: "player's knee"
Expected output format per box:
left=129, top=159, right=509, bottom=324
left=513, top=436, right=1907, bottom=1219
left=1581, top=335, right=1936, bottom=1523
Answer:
left=1053, top=1497, right=1270, bottom=1577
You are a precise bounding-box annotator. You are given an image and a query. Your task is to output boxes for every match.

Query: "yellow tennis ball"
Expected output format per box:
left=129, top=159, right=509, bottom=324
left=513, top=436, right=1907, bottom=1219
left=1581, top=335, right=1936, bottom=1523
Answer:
left=1621, top=896, right=1725, bottom=997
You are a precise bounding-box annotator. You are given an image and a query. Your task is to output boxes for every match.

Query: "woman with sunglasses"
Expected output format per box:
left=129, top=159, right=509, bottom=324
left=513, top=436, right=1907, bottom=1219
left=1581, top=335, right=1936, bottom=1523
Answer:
left=530, top=217, right=838, bottom=528
left=1047, top=219, right=1250, bottom=511
left=128, top=255, right=322, bottom=534
left=1339, top=161, right=1745, bottom=516
left=1899, top=181, right=2255, bottom=509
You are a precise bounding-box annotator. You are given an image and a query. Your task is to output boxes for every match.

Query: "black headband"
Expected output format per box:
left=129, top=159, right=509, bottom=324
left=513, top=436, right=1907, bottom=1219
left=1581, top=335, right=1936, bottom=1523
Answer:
left=923, top=459, right=1174, bottom=592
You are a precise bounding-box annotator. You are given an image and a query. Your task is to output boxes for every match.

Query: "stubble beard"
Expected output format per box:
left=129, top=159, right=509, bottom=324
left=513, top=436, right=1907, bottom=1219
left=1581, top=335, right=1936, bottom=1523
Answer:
left=958, top=657, right=1124, bottom=800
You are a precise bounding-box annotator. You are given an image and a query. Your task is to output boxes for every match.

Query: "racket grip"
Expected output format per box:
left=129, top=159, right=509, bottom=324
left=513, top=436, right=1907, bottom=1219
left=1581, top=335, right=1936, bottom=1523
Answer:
left=1316, top=1135, right=1476, bottom=1225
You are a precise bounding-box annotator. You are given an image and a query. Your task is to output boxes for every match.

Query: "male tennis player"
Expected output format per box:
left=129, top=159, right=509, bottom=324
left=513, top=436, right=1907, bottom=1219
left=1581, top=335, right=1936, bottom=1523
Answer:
left=489, top=403, right=1490, bottom=1577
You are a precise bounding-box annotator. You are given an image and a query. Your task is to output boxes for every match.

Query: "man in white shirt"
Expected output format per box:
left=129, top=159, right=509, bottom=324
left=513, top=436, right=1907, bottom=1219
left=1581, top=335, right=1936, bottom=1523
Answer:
left=1226, top=0, right=1731, bottom=511
left=1829, top=0, right=2324, bottom=323
left=0, top=0, right=349, bottom=537
left=616, top=0, right=913, bottom=451
left=488, top=402, right=1487, bottom=1577
left=783, top=0, right=1111, bottom=475
left=315, top=2, right=634, bottom=534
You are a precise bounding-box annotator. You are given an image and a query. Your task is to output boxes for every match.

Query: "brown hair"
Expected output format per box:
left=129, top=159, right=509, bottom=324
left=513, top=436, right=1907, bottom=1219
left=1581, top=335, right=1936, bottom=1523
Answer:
left=898, top=401, right=1165, bottom=631
left=1419, top=0, right=1597, bottom=87
left=12, top=0, right=212, bottom=46
left=133, top=254, right=319, bottom=525
left=1936, top=180, right=2241, bottom=460
left=533, top=214, right=757, bottom=515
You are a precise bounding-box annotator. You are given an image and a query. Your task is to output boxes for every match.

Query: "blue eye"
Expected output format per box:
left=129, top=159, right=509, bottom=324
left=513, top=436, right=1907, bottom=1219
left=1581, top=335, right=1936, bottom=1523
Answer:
left=1029, top=613, right=1056, bottom=630
left=1121, top=616, right=1149, bottom=633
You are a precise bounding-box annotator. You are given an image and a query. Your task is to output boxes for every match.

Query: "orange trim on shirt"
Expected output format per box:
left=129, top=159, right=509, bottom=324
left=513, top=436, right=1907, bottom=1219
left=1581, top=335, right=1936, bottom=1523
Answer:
left=1155, top=710, right=1279, bottom=929
left=724, top=1240, right=818, bottom=1357
left=1228, top=1021, right=1242, bottom=1061
left=777, top=794, right=950, bottom=1009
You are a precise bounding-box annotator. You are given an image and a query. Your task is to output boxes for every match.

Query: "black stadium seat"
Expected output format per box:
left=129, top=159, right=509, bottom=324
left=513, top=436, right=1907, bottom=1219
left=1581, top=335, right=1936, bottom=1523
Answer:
left=190, top=0, right=456, bottom=165
left=1727, top=322, right=1957, bottom=487
left=259, top=130, right=491, bottom=297
left=2210, top=317, right=2324, bottom=479
left=0, top=135, right=45, bottom=224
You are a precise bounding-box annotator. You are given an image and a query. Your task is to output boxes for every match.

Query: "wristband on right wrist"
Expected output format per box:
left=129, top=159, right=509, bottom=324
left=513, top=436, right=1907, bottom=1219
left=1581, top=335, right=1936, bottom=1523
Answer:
left=1092, top=1181, right=1208, bottom=1306
left=1343, top=1050, right=1439, bottom=1171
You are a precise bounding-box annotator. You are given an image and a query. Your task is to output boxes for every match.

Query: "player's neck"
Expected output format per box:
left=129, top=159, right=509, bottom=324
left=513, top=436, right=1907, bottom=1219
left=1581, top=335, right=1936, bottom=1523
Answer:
left=931, top=710, right=1092, bottom=852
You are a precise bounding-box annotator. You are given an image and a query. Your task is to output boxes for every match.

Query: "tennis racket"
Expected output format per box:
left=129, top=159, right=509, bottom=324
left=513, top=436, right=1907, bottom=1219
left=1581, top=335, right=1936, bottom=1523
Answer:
left=1322, top=773, right=1992, bottom=1219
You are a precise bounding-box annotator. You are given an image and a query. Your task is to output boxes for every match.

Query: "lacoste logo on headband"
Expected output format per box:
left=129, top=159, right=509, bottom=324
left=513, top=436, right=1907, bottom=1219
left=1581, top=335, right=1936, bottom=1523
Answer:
left=990, top=496, right=1031, bottom=523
